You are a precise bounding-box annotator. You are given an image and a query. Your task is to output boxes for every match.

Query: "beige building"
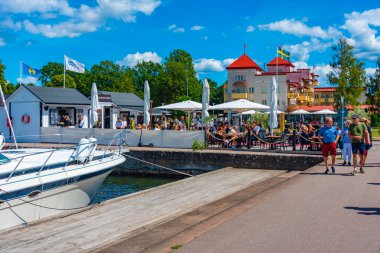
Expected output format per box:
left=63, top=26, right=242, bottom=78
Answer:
left=224, top=53, right=319, bottom=112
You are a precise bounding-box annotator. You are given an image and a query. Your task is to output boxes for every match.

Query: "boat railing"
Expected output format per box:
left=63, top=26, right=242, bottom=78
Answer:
left=3, top=132, right=128, bottom=182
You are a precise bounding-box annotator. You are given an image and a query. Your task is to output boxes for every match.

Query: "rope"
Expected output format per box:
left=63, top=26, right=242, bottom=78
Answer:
left=206, top=131, right=247, bottom=143
left=296, top=132, right=322, bottom=144
left=0, top=188, right=100, bottom=211
left=250, top=131, right=288, bottom=145
left=123, top=154, right=193, bottom=177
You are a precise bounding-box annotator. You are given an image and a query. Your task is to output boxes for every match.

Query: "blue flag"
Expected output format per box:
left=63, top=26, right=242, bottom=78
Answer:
left=22, top=63, right=41, bottom=78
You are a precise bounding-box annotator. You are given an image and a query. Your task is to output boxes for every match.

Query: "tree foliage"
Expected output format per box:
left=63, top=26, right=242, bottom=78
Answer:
left=0, top=60, right=16, bottom=94
left=328, top=38, right=366, bottom=109
left=366, top=57, right=380, bottom=109
left=2, top=49, right=224, bottom=105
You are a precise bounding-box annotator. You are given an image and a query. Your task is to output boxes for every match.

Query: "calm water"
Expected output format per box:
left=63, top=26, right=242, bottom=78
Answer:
left=92, top=174, right=178, bottom=203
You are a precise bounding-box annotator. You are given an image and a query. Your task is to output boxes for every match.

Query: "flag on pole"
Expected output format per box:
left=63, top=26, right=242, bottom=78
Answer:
left=64, top=55, right=85, bottom=73
left=277, top=47, right=290, bottom=60
left=22, top=63, right=41, bottom=78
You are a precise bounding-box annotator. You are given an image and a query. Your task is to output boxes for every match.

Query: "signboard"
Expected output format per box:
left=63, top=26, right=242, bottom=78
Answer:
left=98, top=94, right=112, bottom=103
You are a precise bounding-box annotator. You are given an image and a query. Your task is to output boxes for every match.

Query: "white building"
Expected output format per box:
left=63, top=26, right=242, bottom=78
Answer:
left=0, top=85, right=90, bottom=142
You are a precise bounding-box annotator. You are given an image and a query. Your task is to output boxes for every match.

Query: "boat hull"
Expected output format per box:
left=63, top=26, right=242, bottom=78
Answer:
left=0, top=156, right=125, bottom=230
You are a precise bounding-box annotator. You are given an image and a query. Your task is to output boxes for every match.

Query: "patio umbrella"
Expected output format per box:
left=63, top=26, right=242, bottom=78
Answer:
left=269, top=76, right=278, bottom=134
left=201, top=79, right=210, bottom=124
left=312, top=109, right=337, bottom=115
left=143, top=80, right=150, bottom=127
left=241, top=110, right=257, bottom=115
left=90, top=82, right=99, bottom=128
left=209, top=99, right=269, bottom=110
left=290, top=109, right=310, bottom=115
left=155, top=100, right=202, bottom=129
left=265, top=110, right=284, bottom=114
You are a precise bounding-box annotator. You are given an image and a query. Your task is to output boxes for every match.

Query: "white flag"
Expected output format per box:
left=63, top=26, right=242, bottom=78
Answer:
left=64, top=55, right=85, bottom=73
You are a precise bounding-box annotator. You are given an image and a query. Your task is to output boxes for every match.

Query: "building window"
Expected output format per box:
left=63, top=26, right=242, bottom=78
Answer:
left=225, top=88, right=228, bottom=93
left=49, top=109, right=59, bottom=125
left=234, top=75, right=246, bottom=82
left=262, top=100, right=267, bottom=105
left=261, top=86, right=267, bottom=94
left=249, top=87, right=255, bottom=93
left=277, top=88, right=280, bottom=94
left=277, top=99, right=280, bottom=105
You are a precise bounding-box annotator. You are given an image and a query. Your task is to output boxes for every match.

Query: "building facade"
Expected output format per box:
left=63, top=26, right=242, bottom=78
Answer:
left=224, top=53, right=319, bottom=112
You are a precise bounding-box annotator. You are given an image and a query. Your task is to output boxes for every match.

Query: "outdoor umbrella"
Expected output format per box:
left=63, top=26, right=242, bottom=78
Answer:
left=290, top=109, right=310, bottom=115
left=143, top=80, right=150, bottom=127
left=265, top=110, right=284, bottom=114
left=201, top=79, right=210, bottom=124
left=269, top=76, right=278, bottom=134
left=312, top=109, right=337, bottom=115
left=210, top=99, right=269, bottom=110
left=155, top=100, right=202, bottom=129
left=90, top=82, right=99, bottom=128
left=241, top=110, right=258, bottom=115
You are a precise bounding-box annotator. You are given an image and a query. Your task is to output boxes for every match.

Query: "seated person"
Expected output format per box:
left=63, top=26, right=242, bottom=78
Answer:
left=115, top=118, right=123, bottom=129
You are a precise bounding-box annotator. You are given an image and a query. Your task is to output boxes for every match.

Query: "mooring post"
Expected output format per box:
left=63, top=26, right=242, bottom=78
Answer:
left=292, top=129, right=296, bottom=151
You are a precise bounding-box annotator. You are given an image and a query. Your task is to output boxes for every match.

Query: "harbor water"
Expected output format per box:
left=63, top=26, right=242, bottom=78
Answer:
left=92, top=174, right=178, bottom=203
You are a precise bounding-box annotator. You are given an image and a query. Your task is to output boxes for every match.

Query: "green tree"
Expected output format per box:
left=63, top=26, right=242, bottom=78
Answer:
left=39, top=62, right=64, bottom=85
left=164, top=49, right=201, bottom=102
left=328, top=38, right=366, bottom=109
left=46, top=74, right=76, bottom=88
left=0, top=60, right=16, bottom=94
left=207, top=78, right=224, bottom=105
left=366, top=57, right=380, bottom=109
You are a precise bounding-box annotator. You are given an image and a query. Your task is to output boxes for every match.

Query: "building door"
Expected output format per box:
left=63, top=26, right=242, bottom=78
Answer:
left=10, top=102, right=41, bottom=142
left=104, top=107, right=111, bottom=129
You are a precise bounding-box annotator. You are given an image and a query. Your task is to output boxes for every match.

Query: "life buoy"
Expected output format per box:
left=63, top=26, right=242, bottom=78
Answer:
left=21, top=114, right=31, bottom=125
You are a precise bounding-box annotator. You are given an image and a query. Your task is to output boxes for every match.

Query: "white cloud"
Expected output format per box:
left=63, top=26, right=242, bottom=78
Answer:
left=191, top=25, right=204, bottom=31
left=1, top=0, right=161, bottom=38
left=341, top=8, right=380, bottom=60
left=23, top=19, right=98, bottom=38
left=17, top=76, right=38, bottom=84
left=117, top=51, right=162, bottom=67
left=293, top=61, right=332, bottom=85
left=284, top=39, right=330, bottom=61
left=194, top=58, right=236, bottom=72
left=0, top=0, right=75, bottom=16
left=0, top=17, right=22, bottom=31
left=246, top=25, right=254, bottom=32
left=258, top=19, right=340, bottom=40
left=202, top=35, right=208, bottom=40
left=0, top=38, right=5, bottom=47
left=365, top=67, right=377, bottom=76
left=168, top=24, right=185, bottom=33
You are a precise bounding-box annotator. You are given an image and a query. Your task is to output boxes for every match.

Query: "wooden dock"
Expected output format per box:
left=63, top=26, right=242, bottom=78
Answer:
left=0, top=168, right=285, bottom=253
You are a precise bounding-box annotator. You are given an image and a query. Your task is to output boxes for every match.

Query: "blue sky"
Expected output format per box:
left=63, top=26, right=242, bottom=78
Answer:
left=1, top=0, right=380, bottom=87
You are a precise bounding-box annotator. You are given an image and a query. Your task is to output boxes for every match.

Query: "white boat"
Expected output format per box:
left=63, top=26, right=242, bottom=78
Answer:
left=0, top=136, right=127, bottom=230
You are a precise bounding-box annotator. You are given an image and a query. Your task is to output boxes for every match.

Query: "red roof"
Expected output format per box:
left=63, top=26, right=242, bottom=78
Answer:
left=314, top=87, right=337, bottom=92
left=299, top=105, right=335, bottom=112
left=226, top=54, right=263, bottom=71
left=267, top=57, right=294, bottom=67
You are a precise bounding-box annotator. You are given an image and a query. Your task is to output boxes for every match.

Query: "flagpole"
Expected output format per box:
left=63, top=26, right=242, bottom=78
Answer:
left=19, top=61, right=22, bottom=85
left=63, top=55, right=66, bottom=88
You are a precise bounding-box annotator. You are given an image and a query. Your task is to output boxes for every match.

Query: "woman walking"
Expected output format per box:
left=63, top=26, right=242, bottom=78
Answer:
left=340, top=120, right=352, bottom=166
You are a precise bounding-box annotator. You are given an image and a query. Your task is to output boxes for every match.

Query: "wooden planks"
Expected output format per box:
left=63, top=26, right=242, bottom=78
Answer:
left=0, top=168, right=284, bottom=253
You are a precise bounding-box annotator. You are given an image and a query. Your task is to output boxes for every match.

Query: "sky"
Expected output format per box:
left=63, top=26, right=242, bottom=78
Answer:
left=0, top=0, right=379, bottom=87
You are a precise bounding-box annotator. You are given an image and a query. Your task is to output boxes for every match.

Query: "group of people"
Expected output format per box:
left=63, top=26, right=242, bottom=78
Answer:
left=317, top=115, right=372, bottom=175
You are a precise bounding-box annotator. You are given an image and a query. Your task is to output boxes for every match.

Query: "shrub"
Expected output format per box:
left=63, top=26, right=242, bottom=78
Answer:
left=192, top=140, right=207, bottom=151
left=371, top=114, right=380, bottom=127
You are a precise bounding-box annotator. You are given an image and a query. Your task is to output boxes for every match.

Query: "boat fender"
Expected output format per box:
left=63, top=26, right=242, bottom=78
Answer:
left=74, top=137, right=91, bottom=163
left=88, top=137, right=97, bottom=161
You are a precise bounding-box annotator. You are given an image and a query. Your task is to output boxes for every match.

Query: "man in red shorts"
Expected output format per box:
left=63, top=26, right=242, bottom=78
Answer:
left=317, top=117, right=340, bottom=174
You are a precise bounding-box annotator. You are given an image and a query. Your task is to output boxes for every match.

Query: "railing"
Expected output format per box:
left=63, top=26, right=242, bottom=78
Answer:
left=3, top=132, right=127, bottom=183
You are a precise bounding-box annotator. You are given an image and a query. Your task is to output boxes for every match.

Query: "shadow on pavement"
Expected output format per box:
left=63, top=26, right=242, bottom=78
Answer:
left=301, top=172, right=353, bottom=177
left=368, top=183, right=380, bottom=185
left=344, top=206, right=380, bottom=215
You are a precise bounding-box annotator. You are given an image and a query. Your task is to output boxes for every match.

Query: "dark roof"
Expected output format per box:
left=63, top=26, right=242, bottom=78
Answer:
left=267, top=57, right=295, bottom=67
left=24, top=85, right=90, bottom=105
left=99, top=91, right=143, bottom=108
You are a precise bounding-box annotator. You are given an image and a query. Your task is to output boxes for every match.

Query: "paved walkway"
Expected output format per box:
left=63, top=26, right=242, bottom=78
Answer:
left=179, top=142, right=380, bottom=253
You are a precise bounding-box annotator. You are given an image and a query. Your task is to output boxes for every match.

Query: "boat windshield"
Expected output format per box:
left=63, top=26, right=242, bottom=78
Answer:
left=0, top=153, right=10, bottom=164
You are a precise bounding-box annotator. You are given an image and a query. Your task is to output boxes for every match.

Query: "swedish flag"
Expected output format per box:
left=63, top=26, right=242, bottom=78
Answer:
left=22, top=63, right=41, bottom=78
left=277, top=47, right=291, bottom=60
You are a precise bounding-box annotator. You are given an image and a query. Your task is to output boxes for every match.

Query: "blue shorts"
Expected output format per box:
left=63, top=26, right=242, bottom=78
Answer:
left=352, top=142, right=365, bottom=155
